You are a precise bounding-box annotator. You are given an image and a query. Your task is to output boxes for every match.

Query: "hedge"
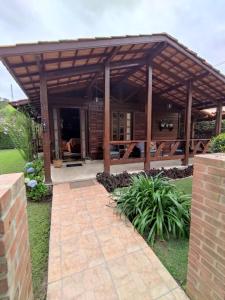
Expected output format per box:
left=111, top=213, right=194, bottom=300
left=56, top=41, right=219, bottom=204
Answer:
left=0, top=133, right=14, bottom=149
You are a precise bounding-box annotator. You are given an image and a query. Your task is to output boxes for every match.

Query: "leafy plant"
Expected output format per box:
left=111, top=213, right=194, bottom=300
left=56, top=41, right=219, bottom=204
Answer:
left=96, top=166, right=193, bottom=192
left=210, top=133, right=225, bottom=153
left=24, top=158, right=51, bottom=202
left=26, top=182, right=50, bottom=202
left=114, top=174, right=191, bottom=245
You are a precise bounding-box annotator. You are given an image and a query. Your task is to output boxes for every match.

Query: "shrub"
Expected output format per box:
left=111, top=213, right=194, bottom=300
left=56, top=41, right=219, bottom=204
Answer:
left=24, top=158, right=51, bottom=202
left=0, top=106, right=40, bottom=161
left=114, top=174, right=191, bottom=245
left=210, top=133, right=225, bottom=153
left=26, top=182, right=49, bottom=202
left=96, top=166, right=193, bottom=192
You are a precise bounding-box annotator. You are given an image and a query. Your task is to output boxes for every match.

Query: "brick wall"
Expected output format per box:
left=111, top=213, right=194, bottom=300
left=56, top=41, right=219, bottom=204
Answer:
left=0, top=173, right=33, bottom=300
left=187, top=153, right=225, bottom=300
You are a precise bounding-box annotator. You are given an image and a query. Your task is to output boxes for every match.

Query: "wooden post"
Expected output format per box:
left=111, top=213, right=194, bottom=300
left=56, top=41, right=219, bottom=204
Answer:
left=215, top=102, right=222, bottom=135
left=191, top=117, right=195, bottom=150
left=40, top=76, right=52, bottom=184
left=183, top=80, right=193, bottom=165
left=104, top=63, right=110, bottom=173
left=80, top=109, right=86, bottom=159
left=144, top=63, right=153, bottom=171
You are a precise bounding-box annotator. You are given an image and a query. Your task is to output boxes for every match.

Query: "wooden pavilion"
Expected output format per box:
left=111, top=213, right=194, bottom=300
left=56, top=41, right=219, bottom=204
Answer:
left=0, top=33, right=225, bottom=183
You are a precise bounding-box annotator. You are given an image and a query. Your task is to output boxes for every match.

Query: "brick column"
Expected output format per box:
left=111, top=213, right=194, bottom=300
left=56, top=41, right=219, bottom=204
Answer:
left=187, top=153, right=225, bottom=300
left=0, top=173, right=33, bottom=300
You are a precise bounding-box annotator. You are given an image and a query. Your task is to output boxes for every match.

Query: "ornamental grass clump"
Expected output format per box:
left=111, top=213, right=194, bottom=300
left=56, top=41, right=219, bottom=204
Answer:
left=114, top=174, right=191, bottom=245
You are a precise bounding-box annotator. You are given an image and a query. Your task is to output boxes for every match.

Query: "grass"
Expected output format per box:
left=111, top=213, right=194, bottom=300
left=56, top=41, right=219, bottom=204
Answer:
left=27, top=202, right=51, bottom=300
left=153, top=176, right=193, bottom=288
left=174, top=176, right=193, bottom=195
left=0, top=149, right=25, bottom=174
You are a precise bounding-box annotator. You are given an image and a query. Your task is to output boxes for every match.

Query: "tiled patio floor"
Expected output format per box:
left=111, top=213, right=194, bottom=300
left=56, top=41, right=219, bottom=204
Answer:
left=47, top=181, right=190, bottom=300
left=51, top=159, right=193, bottom=184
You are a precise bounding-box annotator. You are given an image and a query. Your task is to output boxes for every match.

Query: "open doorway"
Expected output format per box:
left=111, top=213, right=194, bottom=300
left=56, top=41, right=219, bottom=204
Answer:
left=60, top=108, right=81, bottom=161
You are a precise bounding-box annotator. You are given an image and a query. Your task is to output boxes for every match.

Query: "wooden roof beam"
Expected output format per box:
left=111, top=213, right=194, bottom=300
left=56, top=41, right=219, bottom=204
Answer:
left=152, top=62, right=219, bottom=103
left=155, top=71, right=209, bottom=96
left=160, top=52, right=225, bottom=98
left=87, top=46, right=119, bottom=95
left=114, top=42, right=167, bottom=86
left=18, top=57, right=148, bottom=81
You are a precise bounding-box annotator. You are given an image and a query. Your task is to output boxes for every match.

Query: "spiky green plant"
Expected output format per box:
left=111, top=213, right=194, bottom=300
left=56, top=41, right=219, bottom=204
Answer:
left=114, top=174, right=191, bottom=245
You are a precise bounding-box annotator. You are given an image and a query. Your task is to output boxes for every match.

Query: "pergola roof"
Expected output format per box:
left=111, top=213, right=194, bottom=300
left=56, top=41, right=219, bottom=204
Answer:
left=1, top=33, right=225, bottom=111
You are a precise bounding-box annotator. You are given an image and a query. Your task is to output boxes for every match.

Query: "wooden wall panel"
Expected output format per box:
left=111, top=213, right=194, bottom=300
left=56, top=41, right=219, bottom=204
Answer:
left=152, top=111, right=179, bottom=140
left=88, top=102, right=104, bottom=159
left=134, top=112, right=146, bottom=140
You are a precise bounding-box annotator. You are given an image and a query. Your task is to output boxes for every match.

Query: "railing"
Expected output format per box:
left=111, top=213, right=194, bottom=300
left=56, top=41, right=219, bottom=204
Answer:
left=110, top=138, right=211, bottom=165
left=110, top=140, right=146, bottom=165
left=189, top=139, right=211, bottom=155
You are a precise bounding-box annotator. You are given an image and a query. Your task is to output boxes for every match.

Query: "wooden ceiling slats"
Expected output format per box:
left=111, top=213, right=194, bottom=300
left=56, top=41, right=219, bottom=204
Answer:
left=1, top=35, right=225, bottom=110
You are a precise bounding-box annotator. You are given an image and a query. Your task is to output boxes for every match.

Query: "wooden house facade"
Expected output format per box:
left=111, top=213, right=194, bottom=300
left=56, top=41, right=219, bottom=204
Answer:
left=1, top=34, right=225, bottom=183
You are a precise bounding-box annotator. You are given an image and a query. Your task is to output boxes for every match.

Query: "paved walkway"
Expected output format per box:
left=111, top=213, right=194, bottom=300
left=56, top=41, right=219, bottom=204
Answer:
left=47, top=181, right=189, bottom=300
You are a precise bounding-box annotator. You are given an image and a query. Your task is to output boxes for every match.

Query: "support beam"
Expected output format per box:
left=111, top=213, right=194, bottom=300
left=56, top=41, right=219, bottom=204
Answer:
left=40, top=76, right=52, bottom=183
left=144, top=63, right=153, bottom=171
left=215, top=102, right=223, bottom=135
left=183, top=80, right=193, bottom=165
left=103, top=63, right=110, bottom=173
left=113, top=42, right=167, bottom=89
left=87, top=47, right=119, bottom=95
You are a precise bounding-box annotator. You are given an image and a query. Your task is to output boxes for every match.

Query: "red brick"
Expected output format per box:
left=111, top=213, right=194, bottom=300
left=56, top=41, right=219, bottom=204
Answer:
left=191, top=206, right=203, bottom=218
left=204, top=215, right=222, bottom=229
left=188, top=155, right=225, bottom=300
left=0, top=259, right=7, bottom=275
left=204, top=229, right=225, bottom=248
left=202, top=244, right=225, bottom=266
left=0, top=189, right=11, bottom=215
left=193, top=162, right=208, bottom=174
left=0, top=174, right=33, bottom=299
left=0, top=278, right=8, bottom=294
left=208, top=166, right=225, bottom=178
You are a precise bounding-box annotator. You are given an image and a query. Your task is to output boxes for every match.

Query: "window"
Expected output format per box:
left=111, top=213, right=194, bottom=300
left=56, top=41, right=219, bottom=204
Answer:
left=112, top=112, right=133, bottom=141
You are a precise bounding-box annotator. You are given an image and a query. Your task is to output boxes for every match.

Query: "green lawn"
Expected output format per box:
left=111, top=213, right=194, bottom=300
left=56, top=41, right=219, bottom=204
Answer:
left=174, top=176, right=193, bottom=195
left=0, top=149, right=25, bottom=174
left=153, top=176, right=192, bottom=288
left=27, top=202, right=51, bottom=300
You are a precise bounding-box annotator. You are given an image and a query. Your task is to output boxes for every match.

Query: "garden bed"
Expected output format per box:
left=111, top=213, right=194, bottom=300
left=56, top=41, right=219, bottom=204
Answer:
left=96, top=165, right=193, bottom=192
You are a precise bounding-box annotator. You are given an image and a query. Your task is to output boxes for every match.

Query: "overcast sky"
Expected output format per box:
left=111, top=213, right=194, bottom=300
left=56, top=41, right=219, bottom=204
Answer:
left=1, top=0, right=225, bottom=100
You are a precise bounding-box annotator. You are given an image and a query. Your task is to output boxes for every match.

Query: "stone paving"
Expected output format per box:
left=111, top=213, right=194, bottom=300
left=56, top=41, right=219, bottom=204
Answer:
left=47, top=181, right=190, bottom=300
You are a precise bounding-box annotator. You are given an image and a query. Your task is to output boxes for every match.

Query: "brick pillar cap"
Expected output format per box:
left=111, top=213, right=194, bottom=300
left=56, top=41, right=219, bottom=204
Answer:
left=194, top=153, right=225, bottom=167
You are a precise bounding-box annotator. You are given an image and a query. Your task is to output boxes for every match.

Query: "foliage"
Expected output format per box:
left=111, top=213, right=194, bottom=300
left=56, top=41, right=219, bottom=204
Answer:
left=0, top=104, right=40, bottom=161
left=0, top=133, right=14, bottom=149
left=114, top=174, right=191, bottom=245
left=0, top=149, right=25, bottom=174
left=27, top=202, right=51, bottom=300
left=153, top=238, right=189, bottom=287
left=24, top=158, right=51, bottom=202
left=96, top=166, right=193, bottom=192
left=195, top=119, right=225, bottom=139
left=210, top=132, right=225, bottom=153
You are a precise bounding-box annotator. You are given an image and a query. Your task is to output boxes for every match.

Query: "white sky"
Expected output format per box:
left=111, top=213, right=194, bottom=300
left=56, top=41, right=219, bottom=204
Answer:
left=1, top=0, right=225, bottom=100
